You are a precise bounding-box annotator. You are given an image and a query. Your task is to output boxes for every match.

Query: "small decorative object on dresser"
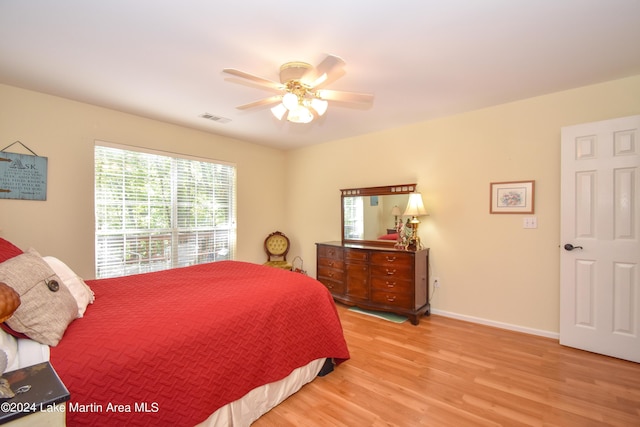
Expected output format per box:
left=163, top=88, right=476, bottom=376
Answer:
left=316, top=242, right=429, bottom=325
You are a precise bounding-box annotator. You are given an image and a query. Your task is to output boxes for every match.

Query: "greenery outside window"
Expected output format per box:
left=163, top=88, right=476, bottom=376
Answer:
left=94, top=143, right=236, bottom=278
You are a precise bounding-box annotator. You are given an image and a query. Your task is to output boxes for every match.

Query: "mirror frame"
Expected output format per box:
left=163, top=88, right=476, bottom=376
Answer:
left=341, top=183, right=417, bottom=247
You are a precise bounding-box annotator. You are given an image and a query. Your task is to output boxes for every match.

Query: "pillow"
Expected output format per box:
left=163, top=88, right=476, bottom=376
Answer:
left=43, top=256, right=95, bottom=318
left=0, top=238, right=23, bottom=263
left=0, top=249, right=77, bottom=346
left=378, top=233, right=398, bottom=241
left=0, top=328, right=18, bottom=373
left=0, top=349, right=6, bottom=375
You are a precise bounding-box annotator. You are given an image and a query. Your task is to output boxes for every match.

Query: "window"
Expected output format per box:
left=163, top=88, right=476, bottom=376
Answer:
left=94, top=143, right=236, bottom=278
left=343, top=196, right=363, bottom=239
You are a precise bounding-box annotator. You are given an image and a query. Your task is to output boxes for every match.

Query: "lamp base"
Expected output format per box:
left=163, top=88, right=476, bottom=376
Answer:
left=406, top=237, right=421, bottom=251
left=407, top=217, right=422, bottom=251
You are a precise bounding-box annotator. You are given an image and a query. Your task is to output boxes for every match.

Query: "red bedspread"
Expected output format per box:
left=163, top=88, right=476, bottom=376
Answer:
left=49, top=261, right=349, bottom=426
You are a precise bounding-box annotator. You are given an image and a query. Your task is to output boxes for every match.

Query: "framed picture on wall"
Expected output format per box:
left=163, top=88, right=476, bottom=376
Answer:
left=490, top=180, right=535, bottom=214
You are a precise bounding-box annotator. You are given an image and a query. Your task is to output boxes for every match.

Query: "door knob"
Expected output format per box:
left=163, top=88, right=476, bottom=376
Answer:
left=564, top=243, right=583, bottom=251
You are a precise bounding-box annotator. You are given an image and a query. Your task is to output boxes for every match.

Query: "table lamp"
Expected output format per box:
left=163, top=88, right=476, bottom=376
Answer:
left=391, top=205, right=402, bottom=228
left=403, top=193, right=427, bottom=250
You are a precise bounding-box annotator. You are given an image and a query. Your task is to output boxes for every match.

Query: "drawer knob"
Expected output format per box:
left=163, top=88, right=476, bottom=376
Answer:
left=385, top=256, right=397, bottom=262
left=386, top=281, right=396, bottom=288
left=328, top=261, right=334, bottom=267
left=386, top=269, right=397, bottom=275
left=386, top=295, right=396, bottom=302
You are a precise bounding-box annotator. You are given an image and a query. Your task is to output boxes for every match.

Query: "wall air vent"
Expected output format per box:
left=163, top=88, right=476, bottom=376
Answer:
left=199, top=113, right=231, bottom=124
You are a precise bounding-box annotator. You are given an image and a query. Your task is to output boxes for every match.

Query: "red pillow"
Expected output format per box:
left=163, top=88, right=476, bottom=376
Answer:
left=0, top=322, right=29, bottom=339
left=0, top=238, right=23, bottom=263
left=378, top=233, right=398, bottom=241
left=0, top=238, right=27, bottom=338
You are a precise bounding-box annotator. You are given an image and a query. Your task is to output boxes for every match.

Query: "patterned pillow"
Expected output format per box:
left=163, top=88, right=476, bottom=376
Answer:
left=0, top=249, right=77, bottom=346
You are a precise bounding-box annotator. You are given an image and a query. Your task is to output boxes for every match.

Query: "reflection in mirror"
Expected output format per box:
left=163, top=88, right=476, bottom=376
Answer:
left=343, top=194, right=410, bottom=239
left=341, top=184, right=416, bottom=247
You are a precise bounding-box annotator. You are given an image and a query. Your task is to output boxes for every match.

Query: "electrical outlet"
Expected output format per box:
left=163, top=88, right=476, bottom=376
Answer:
left=433, top=277, right=441, bottom=288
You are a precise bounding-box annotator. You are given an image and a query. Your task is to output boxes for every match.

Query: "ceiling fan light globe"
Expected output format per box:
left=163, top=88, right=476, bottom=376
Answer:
left=282, top=92, right=299, bottom=110
left=287, top=105, right=313, bottom=124
left=271, top=103, right=287, bottom=120
left=310, top=98, right=328, bottom=116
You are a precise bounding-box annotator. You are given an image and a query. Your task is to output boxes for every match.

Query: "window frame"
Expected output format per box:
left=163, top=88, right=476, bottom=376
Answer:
left=94, top=141, right=236, bottom=278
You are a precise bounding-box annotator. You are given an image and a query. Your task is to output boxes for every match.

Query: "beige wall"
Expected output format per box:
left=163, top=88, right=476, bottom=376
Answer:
left=0, top=84, right=287, bottom=278
left=286, top=75, right=640, bottom=335
left=2, top=76, right=639, bottom=335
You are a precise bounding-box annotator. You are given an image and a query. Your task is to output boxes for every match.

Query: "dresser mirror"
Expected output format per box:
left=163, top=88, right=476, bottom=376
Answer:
left=341, top=183, right=416, bottom=247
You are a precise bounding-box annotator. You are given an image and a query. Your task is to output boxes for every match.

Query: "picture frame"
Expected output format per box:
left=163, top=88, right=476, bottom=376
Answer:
left=490, top=180, right=535, bottom=214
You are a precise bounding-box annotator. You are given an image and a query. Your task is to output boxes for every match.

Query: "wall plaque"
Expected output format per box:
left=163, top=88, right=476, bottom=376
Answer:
left=0, top=146, right=48, bottom=201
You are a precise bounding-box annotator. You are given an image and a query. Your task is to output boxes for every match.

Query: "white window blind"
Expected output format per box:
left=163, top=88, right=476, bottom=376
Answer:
left=343, top=196, right=363, bottom=239
left=94, top=144, right=236, bottom=278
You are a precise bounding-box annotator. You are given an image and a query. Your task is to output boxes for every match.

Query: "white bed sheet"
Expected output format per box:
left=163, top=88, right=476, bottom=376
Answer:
left=197, top=358, right=326, bottom=427
left=1, top=329, right=49, bottom=373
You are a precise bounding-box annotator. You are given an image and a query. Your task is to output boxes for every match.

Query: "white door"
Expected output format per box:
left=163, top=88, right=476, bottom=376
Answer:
left=560, top=115, right=640, bottom=363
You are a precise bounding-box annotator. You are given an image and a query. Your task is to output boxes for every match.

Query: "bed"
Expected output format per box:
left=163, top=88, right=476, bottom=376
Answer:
left=377, top=232, right=398, bottom=241
left=0, top=237, right=350, bottom=426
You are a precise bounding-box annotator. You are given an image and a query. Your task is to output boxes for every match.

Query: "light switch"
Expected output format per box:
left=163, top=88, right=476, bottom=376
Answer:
left=523, top=217, right=538, bottom=229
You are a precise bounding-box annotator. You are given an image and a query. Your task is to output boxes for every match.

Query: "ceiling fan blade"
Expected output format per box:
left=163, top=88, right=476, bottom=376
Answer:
left=223, top=68, right=283, bottom=91
left=236, top=95, right=282, bottom=110
left=303, top=54, right=346, bottom=88
left=316, top=89, right=374, bottom=104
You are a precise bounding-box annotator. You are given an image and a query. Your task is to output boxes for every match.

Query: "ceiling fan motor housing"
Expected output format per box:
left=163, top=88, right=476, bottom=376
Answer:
left=279, top=62, right=312, bottom=84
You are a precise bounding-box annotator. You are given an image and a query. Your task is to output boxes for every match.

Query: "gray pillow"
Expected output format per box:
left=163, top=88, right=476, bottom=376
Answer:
left=0, top=249, right=77, bottom=346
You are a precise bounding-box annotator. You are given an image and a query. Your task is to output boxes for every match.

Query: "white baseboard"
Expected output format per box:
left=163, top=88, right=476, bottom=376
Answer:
left=430, top=309, right=559, bottom=340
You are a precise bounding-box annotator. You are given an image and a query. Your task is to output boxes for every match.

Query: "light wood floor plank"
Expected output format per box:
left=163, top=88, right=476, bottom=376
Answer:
left=254, top=304, right=640, bottom=426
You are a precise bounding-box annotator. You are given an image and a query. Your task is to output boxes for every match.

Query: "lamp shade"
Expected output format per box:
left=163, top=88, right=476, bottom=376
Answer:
left=310, top=98, right=328, bottom=116
left=404, top=193, right=427, bottom=217
left=287, top=105, right=313, bottom=123
left=271, top=103, right=287, bottom=120
left=391, top=205, right=402, bottom=216
left=282, top=92, right=299, bottom=110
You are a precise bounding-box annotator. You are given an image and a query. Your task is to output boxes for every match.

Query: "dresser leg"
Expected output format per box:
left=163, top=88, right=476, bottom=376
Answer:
left=409, top=314, right=419, bottom=325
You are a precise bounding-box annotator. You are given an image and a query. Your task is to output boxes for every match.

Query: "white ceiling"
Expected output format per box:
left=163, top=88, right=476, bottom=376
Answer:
left=1, top=0, right=639, bottom=150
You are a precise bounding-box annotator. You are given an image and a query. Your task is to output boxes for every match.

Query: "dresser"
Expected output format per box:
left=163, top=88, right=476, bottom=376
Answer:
left=316, top=242, right=429, bottom=325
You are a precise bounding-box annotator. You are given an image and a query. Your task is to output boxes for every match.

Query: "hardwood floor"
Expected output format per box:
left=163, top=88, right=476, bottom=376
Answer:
left=254, top=303, right=640, bottom=427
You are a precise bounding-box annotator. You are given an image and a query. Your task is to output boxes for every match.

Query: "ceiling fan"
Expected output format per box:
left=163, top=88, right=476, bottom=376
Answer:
left=223, top=54, right=374, bottom=124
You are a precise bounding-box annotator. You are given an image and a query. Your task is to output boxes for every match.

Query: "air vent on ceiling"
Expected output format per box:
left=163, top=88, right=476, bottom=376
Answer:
left=199, top=113, right=231, bottom=124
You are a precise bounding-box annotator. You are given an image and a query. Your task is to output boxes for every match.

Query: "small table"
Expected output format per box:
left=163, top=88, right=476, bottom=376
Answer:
left=0, top=362, right=69, bottom=426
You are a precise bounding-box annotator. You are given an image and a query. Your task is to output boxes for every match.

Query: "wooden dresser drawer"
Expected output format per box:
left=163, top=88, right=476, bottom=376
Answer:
left=371, top=276, right=413, bottom=294
left=370, top=251, right=413, bottom=268
left=318, top=278, right=345, bottom=294
left=318, top=257, right=344, bottom=270
left=371, top=289, right=413, bottom=309
left=318, top=245, right=343, bottom=260
left=317, top=265, right=344, bottom=282
left=345, top=248, right=369, bottom=262
left=370, top=264, right=412, bottom=279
